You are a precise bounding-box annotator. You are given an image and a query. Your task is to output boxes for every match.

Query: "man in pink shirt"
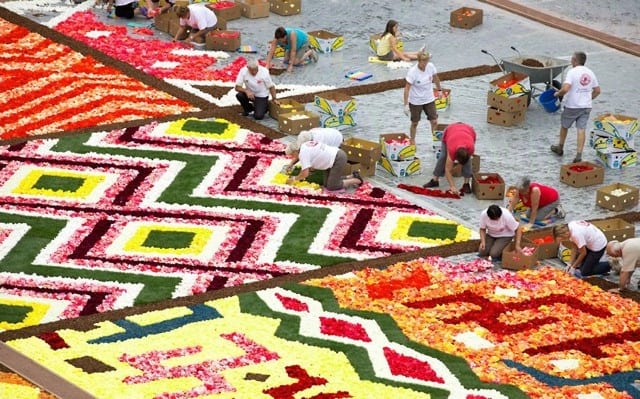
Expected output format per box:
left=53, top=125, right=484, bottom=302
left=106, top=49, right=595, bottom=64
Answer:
left=423, top=122, right=476, bottom=195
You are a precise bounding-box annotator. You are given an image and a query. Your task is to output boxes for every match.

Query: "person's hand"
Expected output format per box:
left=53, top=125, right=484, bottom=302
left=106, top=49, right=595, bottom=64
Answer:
left=273, top=99, right=280, bottom=105
left=515, top=245, right=523, bottom=253
left=478, top=242, right=485, bottom=251
left=403, top=104, right=410, bottom=116
left=522, top=223, right=533, bottom=232
left=287, top=65, right=293, bottom=73
left=564, top=264, right=574, bottom=274
left=446, top=188, right=459, bottom=196
left=246, top=90, right=255, bottom=100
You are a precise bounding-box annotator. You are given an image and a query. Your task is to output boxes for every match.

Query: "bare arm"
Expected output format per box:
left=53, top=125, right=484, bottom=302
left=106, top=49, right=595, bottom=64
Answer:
left=287, top=31, right=298, bottom=72
left=554, top=82, right=571, bottom=98
left=444, top=155, right=456, bottom=192
left=403, top=82, right=410, bottom=106
left=287, top=167, right=309, bottom=184
left=592, top=86, right=601, bottom=99
left=265, top=39, right=277, bottom=68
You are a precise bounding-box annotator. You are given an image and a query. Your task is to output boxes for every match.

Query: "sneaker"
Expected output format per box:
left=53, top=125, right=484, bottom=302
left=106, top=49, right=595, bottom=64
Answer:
left=550, top=144, right=564, bottom=156
left=555, top=204, right=566, bottom=218
left=309, top=49, right=318, bottom=63
left=423, top=179, right=439, bottom=188
left=460, top=183, right=472, bottom=194
left=573, top=155, right=582, bottom=163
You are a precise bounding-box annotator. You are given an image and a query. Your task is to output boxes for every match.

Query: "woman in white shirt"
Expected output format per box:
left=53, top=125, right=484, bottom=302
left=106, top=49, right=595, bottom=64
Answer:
left=553, top=221, right=610, bottom=277
left=286, top=141, right=362, bottom=191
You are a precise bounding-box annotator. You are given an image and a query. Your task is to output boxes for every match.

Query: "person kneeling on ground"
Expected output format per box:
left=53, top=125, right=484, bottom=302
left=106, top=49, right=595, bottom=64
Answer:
left=173, top=4, right=218, bottom=44
left=423, top=122, right=476, bottom=195
left=479, top=205, right=524, bottom=261
left=265, top=27, right=318, bottom=73
left=509, top=177, right=565, bottom=228
left=606, top=238, right=640, bottom=294
left=286, top=141, right=362, bottom=191
left=553, top=221, right=610, bottom=278
left=234, top=57, right=277, bottom=120
left=284, top=127, right=344, bottom=172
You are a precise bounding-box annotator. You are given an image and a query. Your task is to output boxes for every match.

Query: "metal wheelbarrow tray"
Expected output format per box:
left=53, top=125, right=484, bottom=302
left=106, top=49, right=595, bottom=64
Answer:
left=501, top=55, right=570, bottom=84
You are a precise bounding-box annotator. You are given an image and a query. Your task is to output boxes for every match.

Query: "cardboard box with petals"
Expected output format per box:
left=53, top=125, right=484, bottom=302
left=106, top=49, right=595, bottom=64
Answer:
left=501, top=241, right=538, bottom=270
left=379, top=133, right=415, bottom=161
left=559, top=161, right=604, bottom=187
left=472, top=172, right=505, bottom=200
left=596, top=182, right=639, bottom=211
left=278, top=110, right=320, bottom=135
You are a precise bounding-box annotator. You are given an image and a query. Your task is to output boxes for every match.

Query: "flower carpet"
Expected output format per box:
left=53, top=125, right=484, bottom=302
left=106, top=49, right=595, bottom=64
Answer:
left=0, top=117, right=474, bottom=333
left=3, top=257, right=640, bottom=398
left=0, top=11, right=199, bottom=142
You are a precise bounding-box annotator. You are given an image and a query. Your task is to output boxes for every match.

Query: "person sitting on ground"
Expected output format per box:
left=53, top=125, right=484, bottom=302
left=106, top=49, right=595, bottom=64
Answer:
left=509, top=177, right=565, bottom=228
left=606, top=238, right=640, bottom=294
left=284, top=127, right=344, bottom=172
left=553, top=221, right=610, bottom=278
left=479, top=204, right=524, bottom=261
left=423, top=122, right=476, bottom=195
left=286, top=141, right=362, bottom=191
left=265, top=27, right=318, bottom=73
left=173, top=4, right=218, bottom=44
left=376, top=20, right=423, bottom=61
left=234, top=57, right=277, bottom=120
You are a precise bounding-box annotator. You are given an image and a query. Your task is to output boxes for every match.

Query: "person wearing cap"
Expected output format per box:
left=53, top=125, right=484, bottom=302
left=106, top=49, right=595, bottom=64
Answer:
left=376, top=20, right=424, bottom=61
left=403, top=51, right=442, bottom=145
left=284, top=128, right=344, bottom=173
left=509, top=177, right=565, bottom=228
left=606, top=237, right=640, bottom=293
left=285, top=141, right=362, bottom=191
left=423, top=122, right=476, bottom=195
left=173, top=4, right=218, bottom=44
left=235, top=57, right=277, bottom=120
left=552, top=221, right=610, bottom=278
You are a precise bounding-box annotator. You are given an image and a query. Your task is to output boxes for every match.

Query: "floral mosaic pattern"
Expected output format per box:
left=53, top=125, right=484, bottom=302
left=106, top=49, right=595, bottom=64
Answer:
left=0, top=16, right=198, bottom=141
left=0, top=118, right=474, bottom=331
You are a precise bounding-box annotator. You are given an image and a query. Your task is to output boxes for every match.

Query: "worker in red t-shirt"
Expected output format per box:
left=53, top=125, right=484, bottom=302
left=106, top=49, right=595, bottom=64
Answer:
left=509, top=177, right=565, bottom=227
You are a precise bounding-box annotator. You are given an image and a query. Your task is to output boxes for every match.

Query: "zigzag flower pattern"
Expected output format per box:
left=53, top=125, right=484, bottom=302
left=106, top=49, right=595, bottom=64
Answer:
left=0, top=17, right=198, bottom=141
left=0, top=118, right=474, bottom=330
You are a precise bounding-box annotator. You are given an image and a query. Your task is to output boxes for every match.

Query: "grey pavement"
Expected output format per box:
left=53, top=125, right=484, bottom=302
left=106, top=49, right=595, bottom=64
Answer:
left=7, top=0, right=640, bottom=287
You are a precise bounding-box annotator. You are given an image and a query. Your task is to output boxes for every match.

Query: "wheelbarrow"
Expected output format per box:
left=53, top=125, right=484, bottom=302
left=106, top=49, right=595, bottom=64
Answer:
left=482, top=47, right=571, bottom=104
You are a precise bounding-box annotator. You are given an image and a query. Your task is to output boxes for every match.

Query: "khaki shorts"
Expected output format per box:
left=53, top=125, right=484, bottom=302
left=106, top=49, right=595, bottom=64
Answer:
left=409, top=101, right=437, bottom=123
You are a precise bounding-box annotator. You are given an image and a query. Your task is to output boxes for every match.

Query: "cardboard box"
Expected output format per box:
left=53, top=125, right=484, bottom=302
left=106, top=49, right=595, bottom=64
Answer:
left=168, top=19, right=183, bottom=37
left=489, top=72, right=531, bottom=98
left=486, top=91, right=528, bottom=113
left=501, top=242, right=538, bottom=270
left=311, top=91, right=357, bottom=130
left=278, top=110, right=320, bottom=135
left=595, top=147, right=637, bottom=169
left=308, top=29, right=344, bottom=53
left=589, top=130, right=633, bottom=151
left=154, top=11, right=177, bottom=33
left=238, top=0, right=269, bottom=18
left=524, top=230, right=559, bottom=260
left=342, top=161, right=361, bottom=177
left=435, top=88, right=451, bottom=111
left=596, top=182, right=639, bottom=211
left=341, top=137, right=382, bottom=165
left=357, top=160, right=377, bottom=177
left=559, top=161, right=604, bottom=187
left=432, top=123, right=447, bottom=144
left=205, top=30, right=241, bottom=51
left=591, top=218, right=635, bottom=241
left=450, top=7, right=483, bottom=29
left=269, top=0, right=301, bottom=15
left=210, top=2, right=242, bottom=20
left=487, top=107, right=525, bottom=127
left=592, top=113, right=638, bottom=141
left=379, top=133, right=415, bottom=161
left=451, top=154, right=481, bottom=177
left=472, top=172, right=505, bottom=200
left=378, top=156, right=422, bottom=177
left=269, top=99, right=305, bottom=121
left=558, top=240, right=573, bottom=265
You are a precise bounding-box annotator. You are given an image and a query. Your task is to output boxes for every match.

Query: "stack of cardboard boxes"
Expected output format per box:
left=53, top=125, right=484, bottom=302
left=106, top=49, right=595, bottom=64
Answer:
left=590, top=113, right=638, bottom=169
left=378, top=133, right=421, bottom=177
left=486, top=72, right=530, bottom=127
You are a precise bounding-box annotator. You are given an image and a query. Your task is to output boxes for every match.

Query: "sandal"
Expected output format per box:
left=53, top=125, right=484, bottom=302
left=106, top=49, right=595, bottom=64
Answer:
left=352, top=171, right=364, bottom=185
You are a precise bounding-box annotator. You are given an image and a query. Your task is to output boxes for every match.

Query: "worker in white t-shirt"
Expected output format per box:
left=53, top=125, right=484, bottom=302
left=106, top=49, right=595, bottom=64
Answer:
left=286, top=141, right=362, bottom=191
left=553, top=221, right=610, bottom=278
left=284, top=128, right=343, bottom=172
left=173, top=5, right=218, bottom=44
left=550, top=51, right=601, bottom=163
left=235, top=58, right=277, bottom=120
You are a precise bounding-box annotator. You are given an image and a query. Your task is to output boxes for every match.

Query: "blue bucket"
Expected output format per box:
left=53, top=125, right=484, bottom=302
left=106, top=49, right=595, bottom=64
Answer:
left=539, top=89, right=560, bottom=113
